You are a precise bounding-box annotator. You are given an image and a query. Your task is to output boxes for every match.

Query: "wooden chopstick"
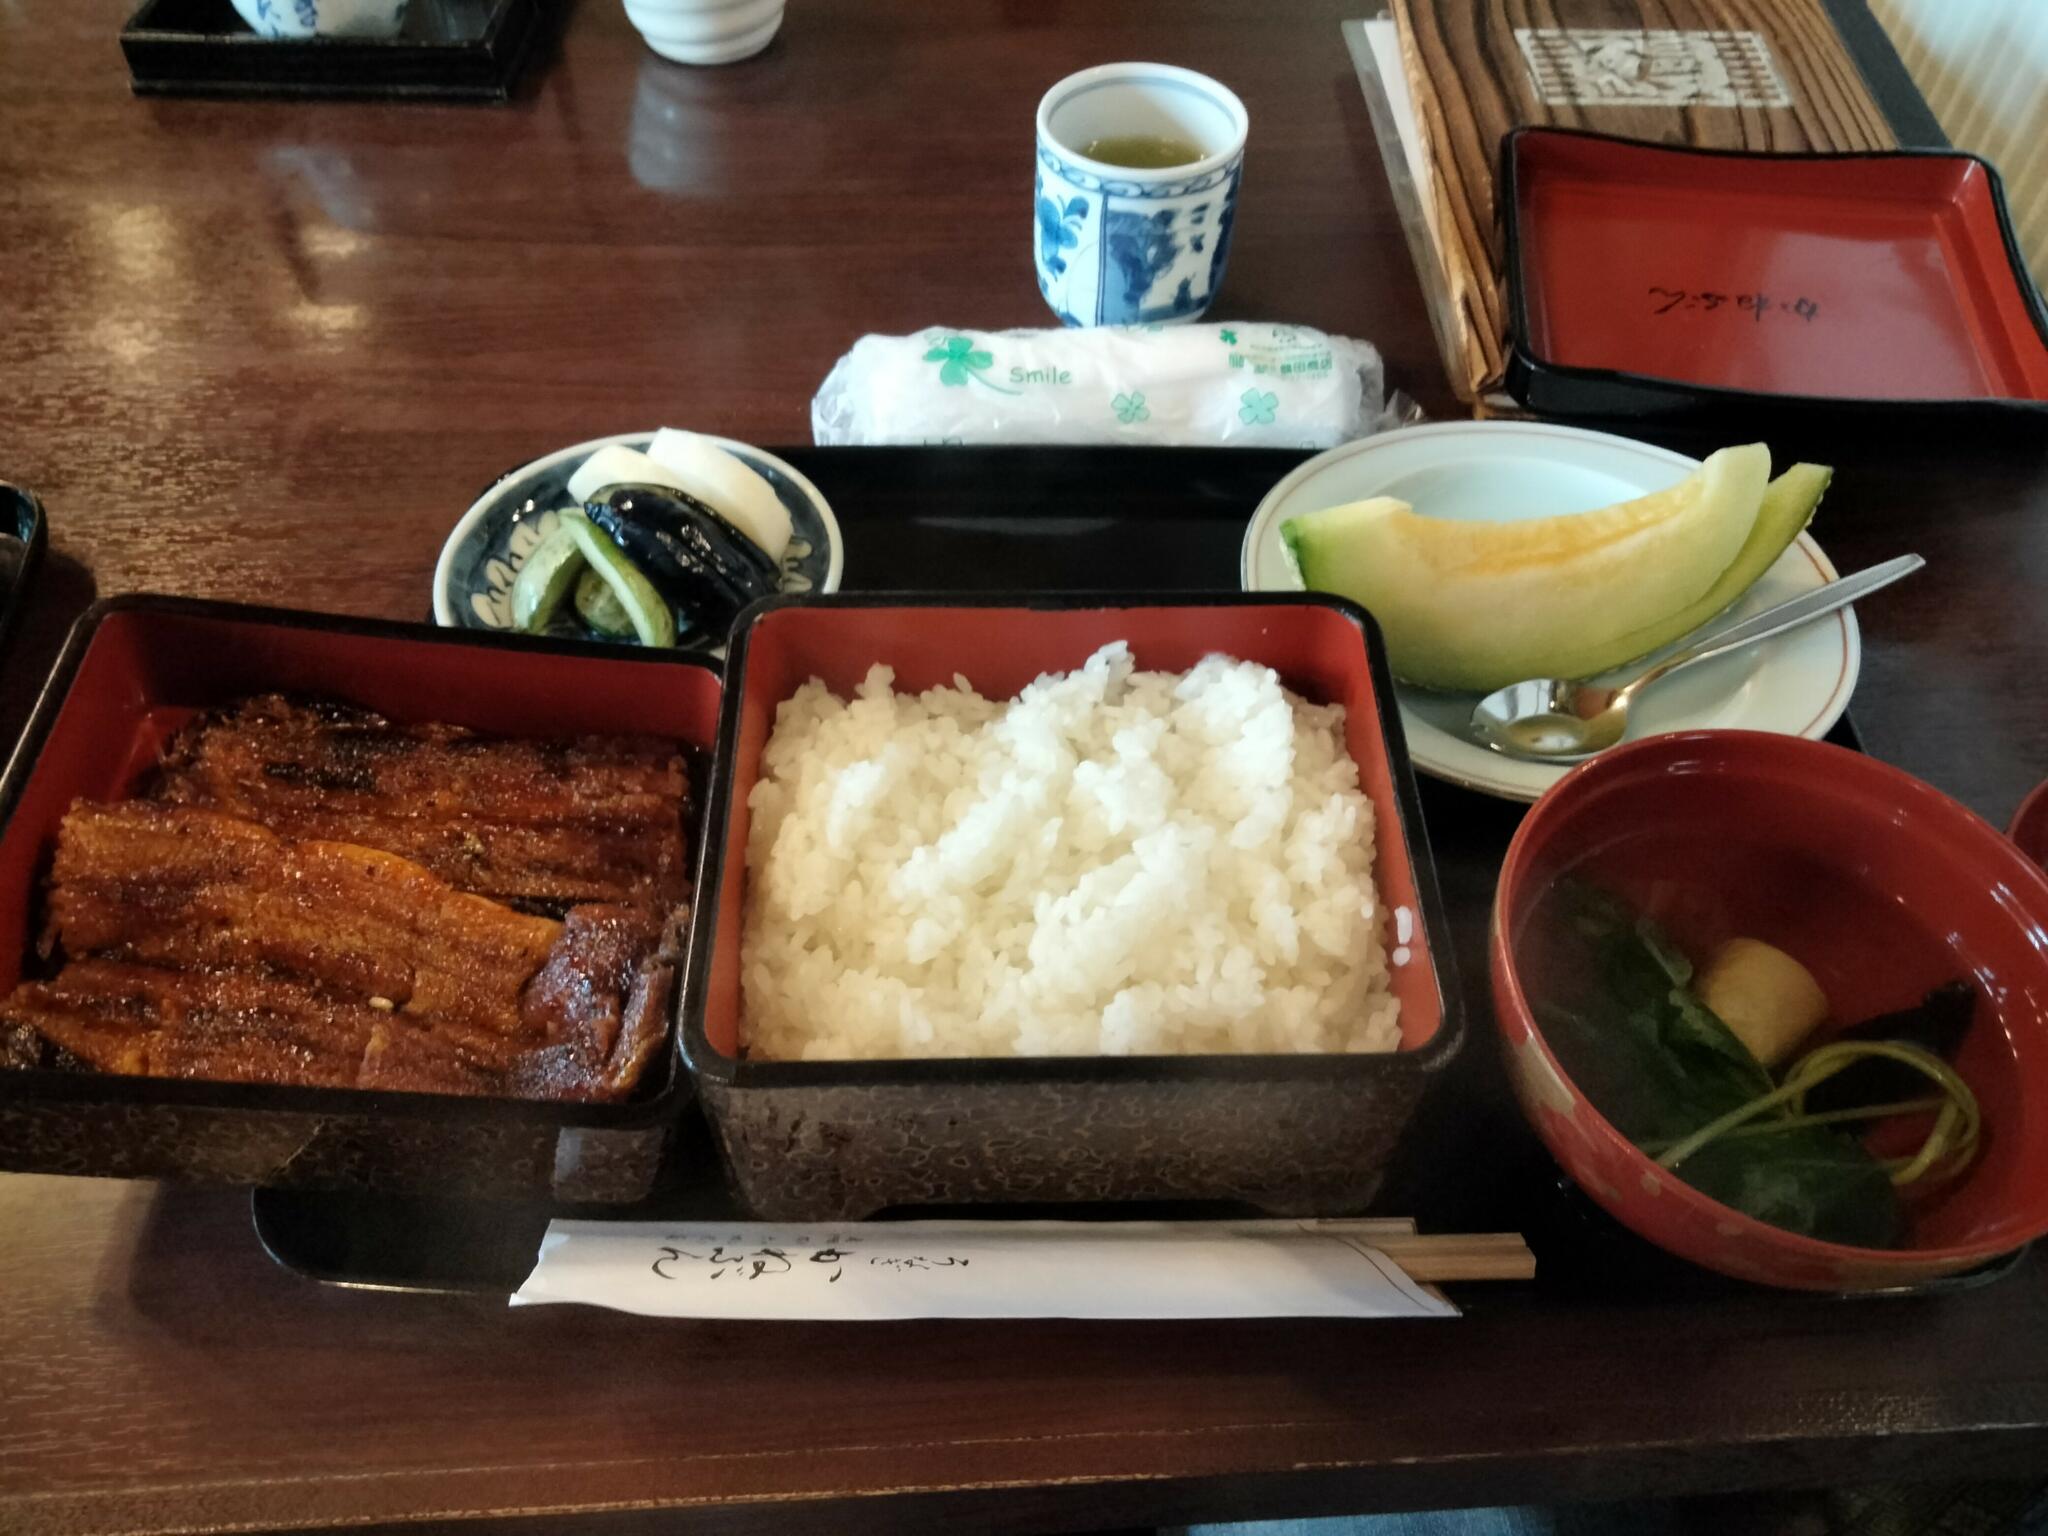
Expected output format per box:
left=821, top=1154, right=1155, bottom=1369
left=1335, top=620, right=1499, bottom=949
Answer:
left=875, top=1218, right=1535, bottom=1285
left=1366, top=1234, right=1536, bottom=1283
left=1209, top=1220, right=1536, bottom=1283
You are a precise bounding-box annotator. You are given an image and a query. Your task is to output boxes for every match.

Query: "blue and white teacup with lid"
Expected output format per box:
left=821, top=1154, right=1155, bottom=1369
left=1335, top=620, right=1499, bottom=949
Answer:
left=1034, top=62, right=1249, bottom=327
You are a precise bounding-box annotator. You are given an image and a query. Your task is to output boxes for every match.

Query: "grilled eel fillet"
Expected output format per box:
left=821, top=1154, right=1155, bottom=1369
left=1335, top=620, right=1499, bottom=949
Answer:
left=0, top=801, right=677, bottom=1100
left=154, top=695, right=688, bottom=914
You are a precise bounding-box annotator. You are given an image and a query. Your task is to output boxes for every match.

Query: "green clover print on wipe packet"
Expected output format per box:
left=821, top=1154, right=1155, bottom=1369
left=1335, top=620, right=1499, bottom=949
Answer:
left=1112, top=391, right=1150, bottom=423
left=925, top=335, right=1020, bottom=394
left=1238, top=388, right=1278, bottom=425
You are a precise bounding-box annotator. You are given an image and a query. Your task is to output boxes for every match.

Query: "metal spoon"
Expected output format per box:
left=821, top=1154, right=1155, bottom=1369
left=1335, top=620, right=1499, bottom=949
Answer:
left=1470, top=554, right=1925, bottom=763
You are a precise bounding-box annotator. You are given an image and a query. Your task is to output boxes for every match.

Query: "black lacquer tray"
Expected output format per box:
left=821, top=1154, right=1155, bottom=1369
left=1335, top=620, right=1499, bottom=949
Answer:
left=122, top=0, right=543, bottom=102
left=249, top=445, right=2015, bottom=1304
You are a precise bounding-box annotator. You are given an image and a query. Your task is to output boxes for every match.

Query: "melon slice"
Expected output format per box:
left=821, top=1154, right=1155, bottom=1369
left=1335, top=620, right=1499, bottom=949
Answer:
left=1281, top=443, right=1772, bottom=692
left=1541, top=462, right=1832, bottom=682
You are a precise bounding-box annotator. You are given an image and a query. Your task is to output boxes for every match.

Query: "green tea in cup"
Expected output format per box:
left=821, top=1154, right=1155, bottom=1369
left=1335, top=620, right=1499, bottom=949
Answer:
left=1078, top=133, right=1206, bottom=169
left=1034, top=62, right=1250, bottom=324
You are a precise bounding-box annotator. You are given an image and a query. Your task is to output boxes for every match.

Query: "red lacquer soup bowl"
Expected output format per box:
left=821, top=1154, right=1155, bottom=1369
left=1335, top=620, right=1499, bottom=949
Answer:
left=1491, top=731, right=2048, bottom=1292
left=2007, top=776, right=2048, bottom=871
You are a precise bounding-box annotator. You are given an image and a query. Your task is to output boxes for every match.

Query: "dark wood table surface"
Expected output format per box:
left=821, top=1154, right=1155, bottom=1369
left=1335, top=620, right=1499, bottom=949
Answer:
left=7, top=3, right=2048, bottom=1534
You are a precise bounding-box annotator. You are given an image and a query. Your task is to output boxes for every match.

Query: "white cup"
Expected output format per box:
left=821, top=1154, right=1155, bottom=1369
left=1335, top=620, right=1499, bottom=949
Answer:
left=1034, top=62, right=1250, bottom=327
left=624, top=0, right=784, bottom=65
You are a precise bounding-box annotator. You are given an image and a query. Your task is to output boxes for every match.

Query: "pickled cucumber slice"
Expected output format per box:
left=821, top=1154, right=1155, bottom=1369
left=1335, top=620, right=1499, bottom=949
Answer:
left=574, top=565, right=635, bottom=637
left=510, top=521, right=585, bottom=634
left=560, top=510, right=676, bottom=648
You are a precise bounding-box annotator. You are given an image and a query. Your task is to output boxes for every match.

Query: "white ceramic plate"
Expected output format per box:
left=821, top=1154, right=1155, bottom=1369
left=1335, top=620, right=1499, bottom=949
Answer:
left=1240, top=421, right=1858, bottom=802
left=433, top=432, right=843, bottom=655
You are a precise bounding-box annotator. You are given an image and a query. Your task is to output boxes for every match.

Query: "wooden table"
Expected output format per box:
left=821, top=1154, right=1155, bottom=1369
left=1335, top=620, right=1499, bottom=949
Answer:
left=6, top=4, right=2048, bottom=1534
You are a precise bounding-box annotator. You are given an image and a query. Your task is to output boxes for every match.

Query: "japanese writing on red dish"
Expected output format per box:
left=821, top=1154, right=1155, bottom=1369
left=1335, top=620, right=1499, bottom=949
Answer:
left=1648, top=287, right=1819, bottom=322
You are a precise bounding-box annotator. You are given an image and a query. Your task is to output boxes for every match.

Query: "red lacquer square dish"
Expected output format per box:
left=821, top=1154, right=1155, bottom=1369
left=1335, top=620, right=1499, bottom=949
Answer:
left=1503, top=129, right=2048, bottom=424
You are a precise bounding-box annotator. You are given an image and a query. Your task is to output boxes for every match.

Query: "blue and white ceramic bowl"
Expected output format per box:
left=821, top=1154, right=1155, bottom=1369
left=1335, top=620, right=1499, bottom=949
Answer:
left=1033, top=62, right=1249, bottom=328
left=433, top=432, right=843, bottom=654
left=229, top=0, right=409, bottom=38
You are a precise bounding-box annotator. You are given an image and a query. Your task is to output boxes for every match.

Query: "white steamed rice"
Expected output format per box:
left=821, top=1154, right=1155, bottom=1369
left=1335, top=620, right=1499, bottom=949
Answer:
left=739, top=642, right=1401, bottom=1060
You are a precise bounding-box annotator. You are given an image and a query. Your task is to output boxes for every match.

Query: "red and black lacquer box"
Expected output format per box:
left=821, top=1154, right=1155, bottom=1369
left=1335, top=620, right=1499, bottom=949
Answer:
left=682, top=593, right=1462, bottom=1220
left=0, top=596, right=722, bottom=1202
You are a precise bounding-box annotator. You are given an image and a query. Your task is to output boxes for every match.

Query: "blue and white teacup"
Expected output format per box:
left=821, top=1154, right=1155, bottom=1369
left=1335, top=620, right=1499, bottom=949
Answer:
left=229, top=0, right=409, bottom=38
left=1033, top=62, right=1249, bottom=327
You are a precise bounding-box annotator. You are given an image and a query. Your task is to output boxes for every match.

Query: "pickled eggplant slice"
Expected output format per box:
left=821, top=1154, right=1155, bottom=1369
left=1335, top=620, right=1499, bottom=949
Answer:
left=559, top=510, right=676, bottom=649
left=594, top=485, right=780, bottom=587
left=583, top=487, right=778, bottom=635
left=510, top=521, right=585, bottom=634
left=574, top=565, right=636, bottom=638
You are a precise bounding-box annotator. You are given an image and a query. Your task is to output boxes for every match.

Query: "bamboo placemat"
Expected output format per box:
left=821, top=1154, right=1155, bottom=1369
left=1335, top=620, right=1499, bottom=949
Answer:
left=1388, top=0, right=1898, bottom=401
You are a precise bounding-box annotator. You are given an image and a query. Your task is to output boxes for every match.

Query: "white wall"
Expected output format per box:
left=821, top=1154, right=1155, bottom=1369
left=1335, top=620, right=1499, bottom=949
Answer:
left=1868, top=0, right=2048, bottom=291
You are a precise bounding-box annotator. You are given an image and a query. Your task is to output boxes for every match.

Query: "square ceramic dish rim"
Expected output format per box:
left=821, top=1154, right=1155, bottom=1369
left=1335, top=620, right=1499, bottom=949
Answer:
left=680, top=589, right=1463, bottom=1090
left=0, top=592, right=715, bottom=1129
left=1499, top=126, right=2048, bottom=420
left=0, top=485, right=48, bottom=660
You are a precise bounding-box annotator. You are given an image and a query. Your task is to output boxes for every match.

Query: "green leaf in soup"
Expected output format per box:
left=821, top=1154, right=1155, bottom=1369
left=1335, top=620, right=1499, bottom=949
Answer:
left=1634, top=916, right=1693, bottom=989
left=1539, top=882, right=1774, bottom=1131
left=1678, top=1128, right=1904, bottom=1250
left=1650, top=950, right=1776, bottom=1105
left=1532, top=879, right=1904, bottom=1250
left=1535, top=1000, right=1710, bottom=1144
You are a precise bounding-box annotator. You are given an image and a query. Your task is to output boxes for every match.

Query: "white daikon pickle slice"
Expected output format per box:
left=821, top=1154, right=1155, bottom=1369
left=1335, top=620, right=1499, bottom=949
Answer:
left=646, top=428, right=792, bottom=560
left=565, top=445, right=690, bottom=507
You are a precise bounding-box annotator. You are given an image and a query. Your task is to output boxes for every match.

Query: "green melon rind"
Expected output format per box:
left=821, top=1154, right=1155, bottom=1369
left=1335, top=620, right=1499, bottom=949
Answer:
left=1543, top=462, right=1832, bottom=681
left=1282, top=444, right=1773, bottom=692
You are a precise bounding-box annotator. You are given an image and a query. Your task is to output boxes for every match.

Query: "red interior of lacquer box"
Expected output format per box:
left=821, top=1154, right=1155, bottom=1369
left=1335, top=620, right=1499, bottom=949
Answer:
left=0, top=607, right=724, bottom=995
left=1513, top=134, right=2048, bottom=402
left=703, top=602, right=1445, bottom=1059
